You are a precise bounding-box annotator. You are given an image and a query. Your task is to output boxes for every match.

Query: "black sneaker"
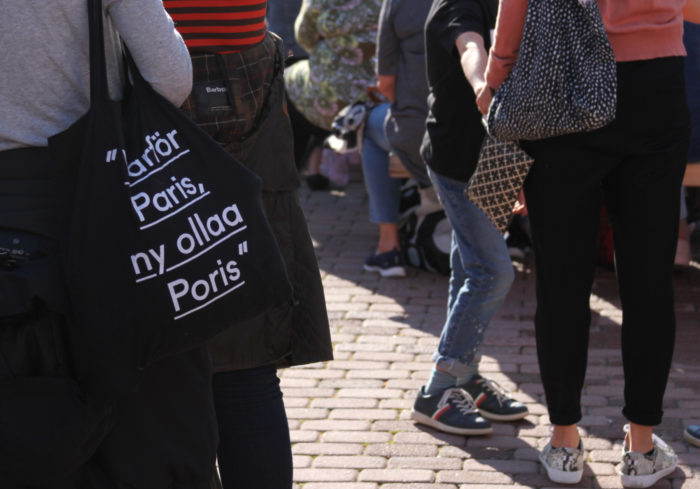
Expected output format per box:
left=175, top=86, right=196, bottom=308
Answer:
left=364, top=248, right=406, bottom=277
left=685, top=425, right=700, bottom=448
left=410, top=386, right=493, bottom=435
left=459, top=374, right=529, bottom=421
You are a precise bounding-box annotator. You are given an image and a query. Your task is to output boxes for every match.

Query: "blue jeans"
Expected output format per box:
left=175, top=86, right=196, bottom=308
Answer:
left=213, top=365, right=292, bottom=489
left=428, top=169, right=514, bottom=377
left=362, top=103, right=402, bottom=223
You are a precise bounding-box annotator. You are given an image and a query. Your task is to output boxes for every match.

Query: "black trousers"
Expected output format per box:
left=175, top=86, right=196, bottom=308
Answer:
left=212, top=365, right=292, bottom=489
left=522, top=57, right=690, bottom=426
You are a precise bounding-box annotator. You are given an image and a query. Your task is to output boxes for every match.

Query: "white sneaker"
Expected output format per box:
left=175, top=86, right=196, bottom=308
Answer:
left=539, top=440, right=585, bottom=484
left=617, top=425, right=678, bottom=488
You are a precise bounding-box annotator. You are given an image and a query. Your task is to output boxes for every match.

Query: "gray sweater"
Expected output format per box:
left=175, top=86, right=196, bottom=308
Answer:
left=0, top=0, right=192, bottom=151
left=377, top=0, right=432, bottom=186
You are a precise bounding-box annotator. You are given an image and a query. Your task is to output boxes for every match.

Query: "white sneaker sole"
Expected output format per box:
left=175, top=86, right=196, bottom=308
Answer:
left=539, top=453, right=583, bottom=484
left=363, top=264, right=406, bottom=277
left=410, top=410, right=493, bottom=436
left=479, top=408, right=529, bottom=422
left=684, top=429, right=700, bottom=448
left=619, top=463, right=677, bottom=489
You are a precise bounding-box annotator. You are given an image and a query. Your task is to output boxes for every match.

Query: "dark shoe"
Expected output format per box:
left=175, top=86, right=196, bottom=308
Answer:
left=410, top=386, right=492, bottom=436
left=364, top=248, right=406, bottom=277
left=305, top=174, right=330, bottom=191
left=459, top=374, right=529, bottom=421
left=685, top=425, right=700, bottom=448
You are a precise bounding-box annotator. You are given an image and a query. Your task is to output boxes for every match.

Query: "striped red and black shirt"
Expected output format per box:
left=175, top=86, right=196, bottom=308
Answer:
left=163, top=0, right=267, bottom=54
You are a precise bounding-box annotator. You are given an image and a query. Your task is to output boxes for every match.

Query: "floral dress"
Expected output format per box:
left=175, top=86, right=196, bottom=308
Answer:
left=284, top=0, right=381, bottom=130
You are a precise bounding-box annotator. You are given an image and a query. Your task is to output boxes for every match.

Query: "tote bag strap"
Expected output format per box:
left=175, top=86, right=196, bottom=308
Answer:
left=87, top=0, right=111, bottom=105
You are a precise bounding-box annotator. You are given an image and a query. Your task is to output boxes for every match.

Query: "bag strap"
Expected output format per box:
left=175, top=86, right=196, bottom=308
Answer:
left=87, top=0, right=110, bottom=104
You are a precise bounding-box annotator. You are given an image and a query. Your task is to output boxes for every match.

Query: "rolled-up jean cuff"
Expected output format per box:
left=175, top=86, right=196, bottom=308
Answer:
left=434, top=356, right=481, bottom=379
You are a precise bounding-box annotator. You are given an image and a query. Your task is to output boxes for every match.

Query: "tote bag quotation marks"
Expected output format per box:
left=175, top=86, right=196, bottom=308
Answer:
left=49, top=0, right=292, bottom=400
left=486, top=0, right=617, bottom=141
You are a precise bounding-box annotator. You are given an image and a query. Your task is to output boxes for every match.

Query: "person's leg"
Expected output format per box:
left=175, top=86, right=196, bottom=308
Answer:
left=522, top=136, right=612, bottom=483
left=361, top=103, right=402, bottom=252
left=213, top=365, right=292, bottom=489
left=605, top=154, right=686, bottom=437
left=410, top=169, right=524, bottom=434
left=428, top=170, right=514, bottom=379
left=601, top=59, right=689, bottom=452
left=522, top=137, right=612, bottom=431
left=361, top=103, right=405, bottom=276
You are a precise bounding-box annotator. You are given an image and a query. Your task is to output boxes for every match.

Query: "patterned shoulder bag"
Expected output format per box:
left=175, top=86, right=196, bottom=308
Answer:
left=486, top=0, right=617, bottom=141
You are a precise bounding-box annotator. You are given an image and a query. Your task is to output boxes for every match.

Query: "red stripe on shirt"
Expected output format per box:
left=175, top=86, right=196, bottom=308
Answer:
left=163, top=0, right=267, bottom=53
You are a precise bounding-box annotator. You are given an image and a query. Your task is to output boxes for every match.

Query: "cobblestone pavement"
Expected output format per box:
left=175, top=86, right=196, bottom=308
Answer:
left=284, top=178, right=700, bottom=489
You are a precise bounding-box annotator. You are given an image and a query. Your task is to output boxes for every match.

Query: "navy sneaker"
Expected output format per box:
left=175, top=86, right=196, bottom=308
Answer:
left=364, top=248, right=406, bottom=277
left=684, top=425, right=700, bottom=448
left=411, top=386, right=493, bottom=436
left=459, top=374, right=529, bottom=421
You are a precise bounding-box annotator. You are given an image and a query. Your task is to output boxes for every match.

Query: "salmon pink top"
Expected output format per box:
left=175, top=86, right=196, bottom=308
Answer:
left=485, top=0, right=686, bottom=90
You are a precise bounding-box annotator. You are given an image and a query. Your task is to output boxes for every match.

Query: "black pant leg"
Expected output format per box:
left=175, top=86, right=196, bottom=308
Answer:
left=523, top=139, right=612, bottom=425
left=212, top=365, right=293, bottom=489
left=601, top=58, right=690, bottom=426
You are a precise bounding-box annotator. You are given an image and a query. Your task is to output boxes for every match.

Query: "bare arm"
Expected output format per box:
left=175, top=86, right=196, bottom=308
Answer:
left=455, top=31, right=491, bottom=114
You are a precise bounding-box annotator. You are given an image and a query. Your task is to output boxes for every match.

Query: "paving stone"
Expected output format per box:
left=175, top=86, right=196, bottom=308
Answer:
left=290, top=430, right=320, bottom=443
left=301, top=420, right=372, bottom=431
left=286, top=408, right=330, bottom=420
left=329, top=408, right=398, bottom=420
left=293, top=468, right=359, bottom=482
left=322, top=431, right=393, bottom=444
left=358, top=469, right=435, bottom=483
left=311, top=398, right=378, bottom=409
left=301, top=484, right=378, bottom=489
left=292, top=443, right=364, bottom=456
left=313, top=456, right=387, bottom=469
left=437, top=470, right=514, bottom=484
left=381, top=485, right=457, bottom=489
left=387, top=456, right=463, bottom=470
left=364, top=443, right=439, bottom=457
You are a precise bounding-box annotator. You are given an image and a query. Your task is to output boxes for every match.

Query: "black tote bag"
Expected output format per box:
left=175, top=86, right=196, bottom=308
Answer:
left=49, top=0, right=292, bottom=399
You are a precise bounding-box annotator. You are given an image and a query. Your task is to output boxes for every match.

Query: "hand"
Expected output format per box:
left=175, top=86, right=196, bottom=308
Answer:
left=366, top=85, right=383, bottom=104
left=475, top=84, right=493, bottom=115
left=376, top=74, right=396, bottom=103
left=512, top=189, right=528, bottom=216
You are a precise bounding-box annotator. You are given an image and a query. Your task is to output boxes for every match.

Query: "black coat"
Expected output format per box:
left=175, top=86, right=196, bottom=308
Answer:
left=194, top=37, right=333, bottom=372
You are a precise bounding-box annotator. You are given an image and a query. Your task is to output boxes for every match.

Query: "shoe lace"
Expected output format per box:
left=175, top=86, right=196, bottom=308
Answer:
left=478, top=377, right=511, bottom=406
left=441, top=388, right=477, bottom=415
